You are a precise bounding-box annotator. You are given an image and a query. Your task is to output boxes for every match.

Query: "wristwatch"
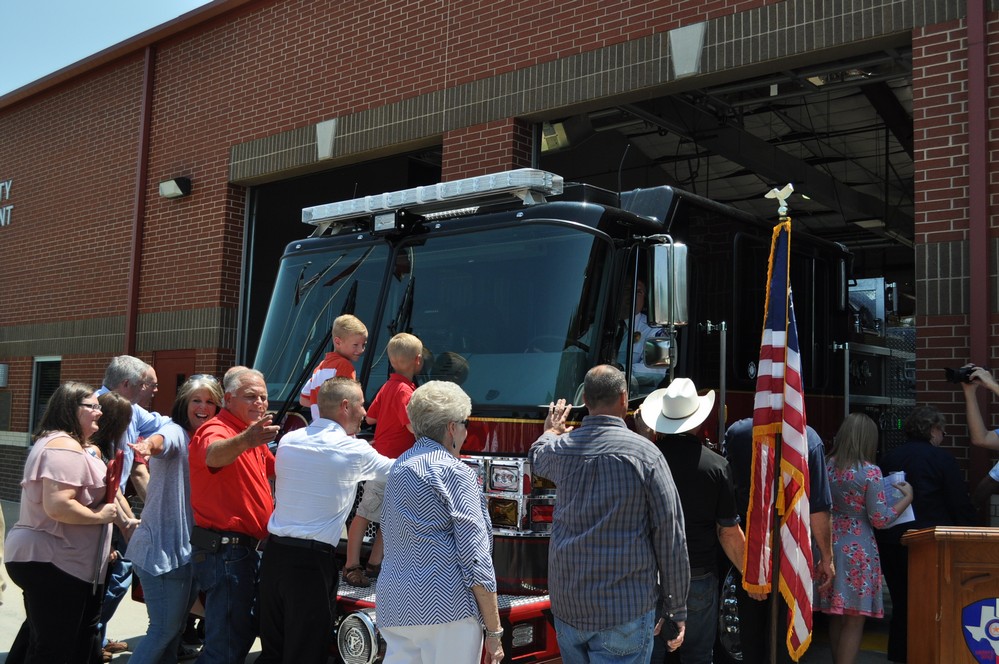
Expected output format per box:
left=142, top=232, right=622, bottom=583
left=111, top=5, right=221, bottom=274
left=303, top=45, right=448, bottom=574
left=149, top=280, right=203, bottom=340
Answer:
left=484, top=627, right=504, bottom=639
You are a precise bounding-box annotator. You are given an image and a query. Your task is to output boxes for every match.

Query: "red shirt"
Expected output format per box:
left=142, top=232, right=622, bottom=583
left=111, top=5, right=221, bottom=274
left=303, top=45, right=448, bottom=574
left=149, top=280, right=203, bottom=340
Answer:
left=367, top=373, right=416, bottom=458
left=188, top=408, right=275, bottom=540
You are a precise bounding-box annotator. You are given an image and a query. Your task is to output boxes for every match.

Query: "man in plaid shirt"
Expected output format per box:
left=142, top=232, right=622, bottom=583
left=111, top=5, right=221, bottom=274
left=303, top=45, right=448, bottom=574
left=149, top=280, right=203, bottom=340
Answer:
left=530, top=365, right=689, bottom=664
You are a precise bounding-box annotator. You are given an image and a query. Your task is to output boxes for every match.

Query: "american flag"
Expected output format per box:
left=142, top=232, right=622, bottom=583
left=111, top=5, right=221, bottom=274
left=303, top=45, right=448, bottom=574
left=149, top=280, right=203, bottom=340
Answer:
left=742, top=219, right=813, bottom=661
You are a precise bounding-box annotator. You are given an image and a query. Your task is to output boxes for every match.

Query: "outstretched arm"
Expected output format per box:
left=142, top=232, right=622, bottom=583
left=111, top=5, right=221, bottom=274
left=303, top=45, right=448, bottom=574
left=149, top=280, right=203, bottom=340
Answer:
left=205, top=415, right=279, bottom=468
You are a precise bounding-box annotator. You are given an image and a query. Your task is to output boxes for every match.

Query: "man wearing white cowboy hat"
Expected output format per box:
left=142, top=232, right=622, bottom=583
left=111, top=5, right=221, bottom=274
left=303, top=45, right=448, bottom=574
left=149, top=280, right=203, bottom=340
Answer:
left=636, top=377, right=748, bottom=664
left=530, top=365, right=689, bottom=664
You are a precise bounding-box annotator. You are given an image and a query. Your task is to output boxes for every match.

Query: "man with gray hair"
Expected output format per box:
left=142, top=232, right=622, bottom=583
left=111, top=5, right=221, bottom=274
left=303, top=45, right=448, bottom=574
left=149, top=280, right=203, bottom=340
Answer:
left=99, top=354, right=168, bottom=485
left=95, top=354, right=170, bottom=658
left=529, top=364, right=689, bottom=664
left=189, top=367, right=280, bottom=664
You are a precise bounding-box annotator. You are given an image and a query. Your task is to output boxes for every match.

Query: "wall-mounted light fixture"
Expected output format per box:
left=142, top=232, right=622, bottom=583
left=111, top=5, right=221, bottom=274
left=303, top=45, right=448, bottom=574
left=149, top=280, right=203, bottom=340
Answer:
left=158, top=177, right=192, bottom=199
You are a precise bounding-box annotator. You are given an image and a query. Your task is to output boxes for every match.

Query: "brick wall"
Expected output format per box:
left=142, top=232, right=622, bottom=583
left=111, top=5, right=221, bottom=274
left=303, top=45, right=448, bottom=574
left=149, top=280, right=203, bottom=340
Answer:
left=0, top=61, right=144, bottom=327
left=912, top=13, right=999, bottom=485
left=442, top=119, right=534, bottom=181
left=10, top=0, right=780, bottom=342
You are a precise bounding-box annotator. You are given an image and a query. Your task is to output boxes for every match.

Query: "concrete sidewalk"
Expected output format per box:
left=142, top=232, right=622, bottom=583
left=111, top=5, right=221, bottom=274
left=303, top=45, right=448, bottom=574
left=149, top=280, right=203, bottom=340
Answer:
left=0, top=498, right=888, bottom=663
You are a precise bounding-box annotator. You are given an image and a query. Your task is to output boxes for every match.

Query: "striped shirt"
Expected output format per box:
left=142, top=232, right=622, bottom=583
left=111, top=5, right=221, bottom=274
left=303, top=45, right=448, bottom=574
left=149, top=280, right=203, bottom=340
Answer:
left=377, top=437, right=497, bottom=628
left=299, top=353, right=355, bottom=421
left=529, top=415, right=689, bottom=629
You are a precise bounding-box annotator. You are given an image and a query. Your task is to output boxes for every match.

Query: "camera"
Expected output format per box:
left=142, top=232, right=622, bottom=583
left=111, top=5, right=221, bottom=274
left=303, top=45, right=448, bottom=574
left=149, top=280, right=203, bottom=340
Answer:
left=944, top=366, right=977, bottom=384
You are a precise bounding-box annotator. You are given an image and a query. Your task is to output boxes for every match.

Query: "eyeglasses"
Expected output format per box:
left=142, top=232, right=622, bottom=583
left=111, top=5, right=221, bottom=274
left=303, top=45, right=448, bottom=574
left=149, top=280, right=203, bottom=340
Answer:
left=189, top=374, right=220, bottom=384
left=79, top=402, right=102, bottom=412
left=142, top=382, right=159, bottom=389
left=454, top=419, right=469, bottom=428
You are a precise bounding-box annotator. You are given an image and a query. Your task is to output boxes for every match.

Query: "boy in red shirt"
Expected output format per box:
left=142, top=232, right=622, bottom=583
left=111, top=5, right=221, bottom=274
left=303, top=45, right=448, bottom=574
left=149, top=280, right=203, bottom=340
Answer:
left=299, top=314, right=367, bottom=421
left=342, top=332, right=423, bottom=587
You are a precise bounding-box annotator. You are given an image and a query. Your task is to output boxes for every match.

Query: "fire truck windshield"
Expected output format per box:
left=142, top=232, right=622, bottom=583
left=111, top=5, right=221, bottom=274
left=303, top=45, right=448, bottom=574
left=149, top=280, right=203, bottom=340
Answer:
left=255, top=221, right=611, bottom=412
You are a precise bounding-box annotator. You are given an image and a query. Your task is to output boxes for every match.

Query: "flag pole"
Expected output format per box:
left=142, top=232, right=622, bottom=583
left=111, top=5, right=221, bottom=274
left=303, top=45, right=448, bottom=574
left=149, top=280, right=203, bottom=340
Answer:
left=748, top=185, right=811, bottom=663
left=769, top=203, right=791, bottom=664
left=770, top=207, right=790, bottom=663
left=768, top=431, right=782, bottom=664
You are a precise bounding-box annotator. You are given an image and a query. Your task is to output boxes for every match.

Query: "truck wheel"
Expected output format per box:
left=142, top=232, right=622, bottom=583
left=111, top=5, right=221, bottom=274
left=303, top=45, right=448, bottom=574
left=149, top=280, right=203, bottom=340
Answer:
left=715, top=565, right=742, bottom=663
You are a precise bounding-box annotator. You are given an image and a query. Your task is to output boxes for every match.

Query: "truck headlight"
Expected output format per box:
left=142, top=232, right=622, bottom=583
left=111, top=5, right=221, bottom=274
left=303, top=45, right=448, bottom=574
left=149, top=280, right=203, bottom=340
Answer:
left=337, top=609, right=382, bottom=664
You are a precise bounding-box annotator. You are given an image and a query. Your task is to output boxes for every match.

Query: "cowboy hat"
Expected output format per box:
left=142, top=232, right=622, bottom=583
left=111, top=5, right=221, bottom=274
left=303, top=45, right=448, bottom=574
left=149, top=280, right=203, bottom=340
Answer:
left=640, top=377, right=715, bottom=435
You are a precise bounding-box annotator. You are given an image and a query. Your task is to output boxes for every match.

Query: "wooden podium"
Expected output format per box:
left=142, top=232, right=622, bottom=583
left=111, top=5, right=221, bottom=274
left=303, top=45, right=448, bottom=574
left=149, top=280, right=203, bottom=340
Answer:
left=902, top=526, right=999, bottom=663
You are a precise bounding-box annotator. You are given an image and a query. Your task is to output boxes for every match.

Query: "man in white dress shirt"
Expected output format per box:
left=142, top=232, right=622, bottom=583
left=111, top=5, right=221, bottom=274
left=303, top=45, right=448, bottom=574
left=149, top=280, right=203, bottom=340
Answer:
left=256, top=376, right=395, bottom=664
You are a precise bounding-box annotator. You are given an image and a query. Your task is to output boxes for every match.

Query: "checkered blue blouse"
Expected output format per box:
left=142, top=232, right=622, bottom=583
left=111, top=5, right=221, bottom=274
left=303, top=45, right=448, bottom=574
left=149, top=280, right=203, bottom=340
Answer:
left=376, top=437, right=497, bottom=628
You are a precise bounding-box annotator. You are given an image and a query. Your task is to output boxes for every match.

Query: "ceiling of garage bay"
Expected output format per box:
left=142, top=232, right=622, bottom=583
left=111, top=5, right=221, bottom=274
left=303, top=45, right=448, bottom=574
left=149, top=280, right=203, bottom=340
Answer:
left=541, top=47, right=914, bottom=256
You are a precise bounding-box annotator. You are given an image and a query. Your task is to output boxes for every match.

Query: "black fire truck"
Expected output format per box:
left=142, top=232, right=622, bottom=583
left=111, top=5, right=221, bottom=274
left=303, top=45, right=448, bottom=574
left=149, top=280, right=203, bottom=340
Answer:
left=253, top=169, right=882, bottom=663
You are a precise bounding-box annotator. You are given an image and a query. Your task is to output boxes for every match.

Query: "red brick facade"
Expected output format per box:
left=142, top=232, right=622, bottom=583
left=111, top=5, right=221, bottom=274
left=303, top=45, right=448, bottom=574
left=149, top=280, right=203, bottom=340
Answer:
left=442, top=119, right=534, bottom=181
left=912, top=12, right=999, bottom=484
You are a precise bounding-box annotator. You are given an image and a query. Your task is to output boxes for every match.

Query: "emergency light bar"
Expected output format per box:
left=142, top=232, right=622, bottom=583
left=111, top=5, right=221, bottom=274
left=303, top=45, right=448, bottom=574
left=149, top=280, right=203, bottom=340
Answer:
left=301, top=169, right=564, bottom=230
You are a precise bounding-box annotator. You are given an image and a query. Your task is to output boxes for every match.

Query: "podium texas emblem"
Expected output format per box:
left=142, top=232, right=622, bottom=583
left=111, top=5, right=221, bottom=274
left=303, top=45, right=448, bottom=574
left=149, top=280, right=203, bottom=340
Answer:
left=963, top=598, right=999, bottom=662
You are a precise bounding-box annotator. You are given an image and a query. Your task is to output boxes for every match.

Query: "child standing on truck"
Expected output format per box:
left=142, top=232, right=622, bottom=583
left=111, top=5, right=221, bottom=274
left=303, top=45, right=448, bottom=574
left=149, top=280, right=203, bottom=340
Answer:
left=299, top=314, right=367, bottom=421
left=342, top=332, right=423, bottom=587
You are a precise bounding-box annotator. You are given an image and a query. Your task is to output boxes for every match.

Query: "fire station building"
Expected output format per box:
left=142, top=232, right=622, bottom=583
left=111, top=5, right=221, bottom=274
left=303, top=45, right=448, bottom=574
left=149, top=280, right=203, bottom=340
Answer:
left=0, top=0, right=996, bottom=501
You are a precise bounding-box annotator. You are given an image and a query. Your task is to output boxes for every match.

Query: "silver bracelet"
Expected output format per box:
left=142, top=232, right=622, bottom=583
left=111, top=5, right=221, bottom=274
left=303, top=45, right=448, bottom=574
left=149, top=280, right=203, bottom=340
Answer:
left=484, top=627, right=504, bottom=639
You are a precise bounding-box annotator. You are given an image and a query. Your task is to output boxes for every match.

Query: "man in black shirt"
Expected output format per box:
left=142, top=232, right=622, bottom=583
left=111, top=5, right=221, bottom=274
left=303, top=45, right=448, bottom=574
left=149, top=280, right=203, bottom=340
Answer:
left=637, top=378, right=746, bottom=664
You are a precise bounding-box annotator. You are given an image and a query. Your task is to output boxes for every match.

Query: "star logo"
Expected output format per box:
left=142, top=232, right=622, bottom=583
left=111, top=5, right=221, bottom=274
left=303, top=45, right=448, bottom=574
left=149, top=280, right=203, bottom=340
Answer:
left=962, top=598, right=999, bottom=662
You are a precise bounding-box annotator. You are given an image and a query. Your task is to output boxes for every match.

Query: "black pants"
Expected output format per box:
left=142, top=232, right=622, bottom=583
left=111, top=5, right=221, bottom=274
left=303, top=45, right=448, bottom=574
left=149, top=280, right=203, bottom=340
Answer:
left=877, top=532, right=908, bottom=662
left=5, top=561, right=104, bottom=664
left=256, top=538, right=340, bottom=664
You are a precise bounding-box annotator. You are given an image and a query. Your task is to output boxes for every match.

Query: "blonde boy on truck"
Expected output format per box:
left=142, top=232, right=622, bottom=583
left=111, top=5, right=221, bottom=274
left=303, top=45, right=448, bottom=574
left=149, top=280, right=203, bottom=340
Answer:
left=299, top=314, right=368, bottom=421
left=342, top=332, right=423, bottom=587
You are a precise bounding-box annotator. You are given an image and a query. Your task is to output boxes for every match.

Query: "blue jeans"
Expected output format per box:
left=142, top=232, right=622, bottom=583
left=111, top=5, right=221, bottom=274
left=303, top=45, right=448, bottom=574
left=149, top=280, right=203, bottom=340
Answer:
left=555, top=608, right=656, bottom=664
left=191, top=542, right=260, bottom=664
left=129, top=563, right=198, bottom=664
left=652, top=572, right=717, bottom=664
left=99, top=555, right=133, bottom=644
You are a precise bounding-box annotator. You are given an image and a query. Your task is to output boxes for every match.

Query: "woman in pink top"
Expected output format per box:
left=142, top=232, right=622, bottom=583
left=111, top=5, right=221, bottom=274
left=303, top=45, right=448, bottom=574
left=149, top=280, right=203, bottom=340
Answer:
left=4, top=382, right=120, bottom=664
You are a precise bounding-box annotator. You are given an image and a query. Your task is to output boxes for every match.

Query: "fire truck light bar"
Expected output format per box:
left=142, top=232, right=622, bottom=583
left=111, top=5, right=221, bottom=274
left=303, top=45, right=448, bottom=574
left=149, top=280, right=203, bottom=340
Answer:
left=302, top=169, right=564, bottom=226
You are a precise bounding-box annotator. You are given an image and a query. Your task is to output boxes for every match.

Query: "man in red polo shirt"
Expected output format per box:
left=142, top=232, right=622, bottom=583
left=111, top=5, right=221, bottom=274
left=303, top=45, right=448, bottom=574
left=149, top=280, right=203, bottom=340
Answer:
left=189, top=367, right=280, bottom=664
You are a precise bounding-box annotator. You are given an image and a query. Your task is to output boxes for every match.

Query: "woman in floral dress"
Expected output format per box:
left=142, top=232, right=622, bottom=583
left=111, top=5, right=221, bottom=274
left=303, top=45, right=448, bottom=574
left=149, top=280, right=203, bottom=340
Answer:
left=818, top=413, right=914, bottom=664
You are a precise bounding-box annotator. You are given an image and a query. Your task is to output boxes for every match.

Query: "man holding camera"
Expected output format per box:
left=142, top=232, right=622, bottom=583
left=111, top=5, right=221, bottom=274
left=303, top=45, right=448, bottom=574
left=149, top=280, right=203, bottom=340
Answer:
left=960, top=364, right=999, bottom=507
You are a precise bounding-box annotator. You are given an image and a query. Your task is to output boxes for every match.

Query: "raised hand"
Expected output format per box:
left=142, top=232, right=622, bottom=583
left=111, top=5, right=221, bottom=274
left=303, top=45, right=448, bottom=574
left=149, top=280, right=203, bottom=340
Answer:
left=545, top=399, right=574, bottom=435
left=245, top=413, right=280, bottom=449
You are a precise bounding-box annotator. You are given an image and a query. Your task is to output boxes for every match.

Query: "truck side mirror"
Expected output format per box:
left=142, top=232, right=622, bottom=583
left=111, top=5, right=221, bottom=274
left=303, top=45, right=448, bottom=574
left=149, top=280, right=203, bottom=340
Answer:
left=648, top=241, right=688, bottom=327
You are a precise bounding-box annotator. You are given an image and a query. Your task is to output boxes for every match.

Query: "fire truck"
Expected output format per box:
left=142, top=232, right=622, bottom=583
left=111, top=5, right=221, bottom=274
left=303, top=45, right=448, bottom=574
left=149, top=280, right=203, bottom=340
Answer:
left=252, top=169, right=901, bottom=663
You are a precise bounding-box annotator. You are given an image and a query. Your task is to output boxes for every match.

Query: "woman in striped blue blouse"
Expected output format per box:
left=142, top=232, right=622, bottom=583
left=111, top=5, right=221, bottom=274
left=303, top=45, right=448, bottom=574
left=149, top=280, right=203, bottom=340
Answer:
left=376, top=380, right=504, bottom=664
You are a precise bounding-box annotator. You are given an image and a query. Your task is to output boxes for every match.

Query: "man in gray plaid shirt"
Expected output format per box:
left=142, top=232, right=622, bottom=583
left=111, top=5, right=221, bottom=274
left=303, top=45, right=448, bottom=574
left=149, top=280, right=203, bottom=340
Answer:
left=530, top=364, right=690, bottom=664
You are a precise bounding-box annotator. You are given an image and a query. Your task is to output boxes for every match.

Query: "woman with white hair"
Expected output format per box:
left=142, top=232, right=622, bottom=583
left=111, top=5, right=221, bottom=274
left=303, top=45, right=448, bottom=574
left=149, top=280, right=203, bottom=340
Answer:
left=376, top=381, right=504, bottom=664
